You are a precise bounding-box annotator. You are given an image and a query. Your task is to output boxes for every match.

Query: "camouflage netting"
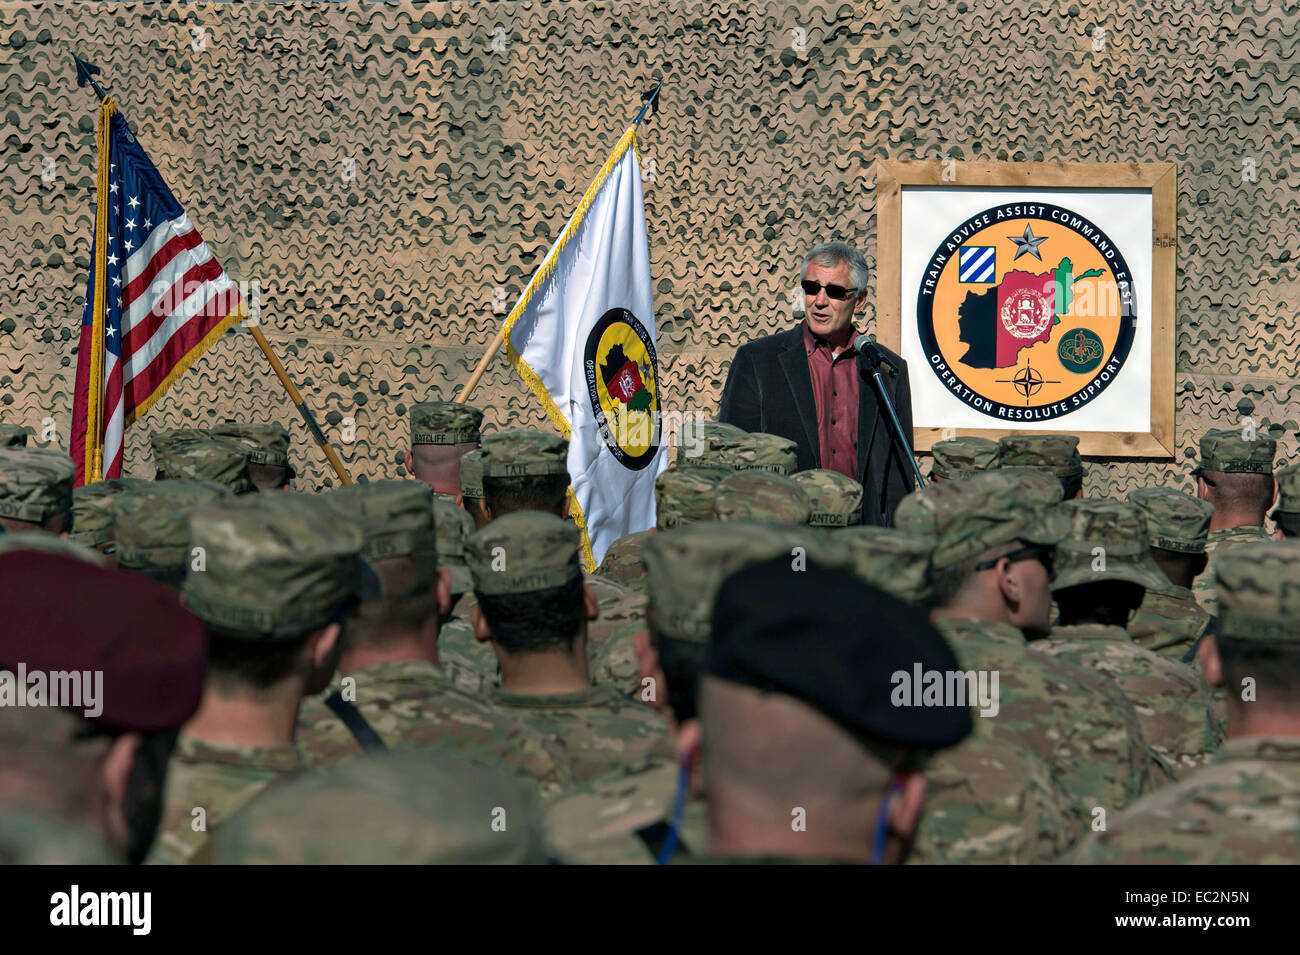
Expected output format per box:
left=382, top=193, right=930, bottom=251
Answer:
left=2, top=1, right=1296, bottom=495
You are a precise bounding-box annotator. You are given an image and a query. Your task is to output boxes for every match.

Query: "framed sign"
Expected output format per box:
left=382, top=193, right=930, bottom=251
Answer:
left=875, top=160, right=1176, bottom=457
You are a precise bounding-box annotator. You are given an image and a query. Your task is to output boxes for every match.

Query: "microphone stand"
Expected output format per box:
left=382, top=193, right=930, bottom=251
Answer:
left=855, top=338, right=928, bottom=491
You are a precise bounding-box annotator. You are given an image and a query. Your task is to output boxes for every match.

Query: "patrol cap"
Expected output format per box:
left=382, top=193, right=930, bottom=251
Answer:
left=894, top=471, right=1069, bottom=570
left=209, top=421, right=295, bottom=476
left=713, top=471, right=812, bottom=525
left=1273, top=463, right=1300, bottom=519
left=0, top=532, right=104, bottom=565
left=151, top=430, right=256, bottom=494
left=996, top=434, right=1083, bottom=478
left=207, top=749, right=547, bottom=864
left=433, top=497, right=475, bottom=594
left=0, top=551, right=206, bottom=731
left=183, top=495, right=379, bottom=639
left=69, top=478, right=153, bottom=551
left=1194, top=429, right=1276, bottom=476
left=465, top=510, right=582, bottom=597
left=655, top=466, right=731, bottom=529
left=1128, top=487, right=1214, bottom=554
left=410, top=401, right=484, bottom=446
left=715, top=432, right=799, bottom=475
left=643, top=522, right=853, bottom=643
left=326, top=480, right=438, bottom=568
left=791, top=469, right=864, bottom=527
left=930, top=436, right=999, bottom=480
left=459, top=448, right=485, bottom=500
left=1051, top=500, right=1167, bottom=593
left=835, top=526, right=934, bottom=604
left=678, top=420, right=746, bottom=465
left=0, top=447, right=75, bottom=523
left=1215, top=541, right=1300, bottom=643
left=708, top=557, right=973, bottom=751
left=996, top=466, right=1066, bottom=506
left=112, top=480, right=231, bottom=581
left=480, top=429, right=569, bottom=478
left=0, top=424, right=29, bottom=448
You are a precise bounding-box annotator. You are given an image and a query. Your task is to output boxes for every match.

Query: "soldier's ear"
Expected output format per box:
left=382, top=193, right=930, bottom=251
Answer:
left=470, top=604, right=492, bottom=642
left=583, top=584, right=599, bottom=621
left=1272, top=479, right=1280, bottom=511
left=403, top=450, right=414, bottom=475
left=1198, top=635, right=1224, bottom=687
left=888, top=771, right=927, bottom=842
left=434, top=567, right=452, bottom=618
left=308, top=622, right=342, bottom=669
left=97, top=732, right=142, bottom=856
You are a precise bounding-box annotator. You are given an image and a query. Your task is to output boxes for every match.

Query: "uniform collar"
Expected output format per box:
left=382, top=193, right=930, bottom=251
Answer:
left=174, top=734, right=304, bottom=772
left=934, top=616, right=1027, bottom=647
left=1212, top=735, right=1300, bottom=766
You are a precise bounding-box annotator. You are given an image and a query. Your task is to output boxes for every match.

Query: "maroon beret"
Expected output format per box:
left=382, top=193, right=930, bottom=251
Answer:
left=0, top=551, right=207, bottom=731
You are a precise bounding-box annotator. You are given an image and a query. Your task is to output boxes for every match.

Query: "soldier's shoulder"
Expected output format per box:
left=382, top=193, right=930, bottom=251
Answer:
left=546, top=756, right=679, bottom=864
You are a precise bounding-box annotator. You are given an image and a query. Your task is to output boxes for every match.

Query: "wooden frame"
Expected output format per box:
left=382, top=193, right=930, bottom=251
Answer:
left=874, top=159, right=1176, bottom=458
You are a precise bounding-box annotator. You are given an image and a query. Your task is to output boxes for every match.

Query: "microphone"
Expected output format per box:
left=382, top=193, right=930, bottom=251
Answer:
left=852, top=334, right=897, bottom=376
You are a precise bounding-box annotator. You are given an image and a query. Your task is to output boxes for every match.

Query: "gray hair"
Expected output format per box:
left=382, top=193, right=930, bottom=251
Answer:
left=801, top=242, right=868, bottom=293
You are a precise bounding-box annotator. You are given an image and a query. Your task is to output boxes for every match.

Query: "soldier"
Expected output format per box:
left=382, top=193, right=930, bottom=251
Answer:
left=708, top=431, right=800, bottom=475
left=928, top=435, right=999, bottom=483
left=712, top=471, right=812, bottom=524
left=676, top=419, right=745, bottom=467
left=1070, top=542, right=1300, bottom=863
left=0, top=550, right=206, bottom=863
left=1269, top=462, right=1300, bottom=539
left=464, top=511, right=671, bottom=783
left=1192, top=428, right=1277, bottom=613
left=836, top=524, right=1079, bottom=864
left=0, top=446, right=75, bottom=535
left=596, top=465, right=731, bottom=589
left=550, top=523, right=852, bottom=863
left=210, top=421, right=296, bottom=491
left=292, top=480, right=572, bottom=797
left=151, top=429, right=256, bottom=495
left=1127, top=487, right=1215, bottom=660
left=111, top=481, right=231, bottom=588
left=895, top=472, right=1156, bottom=827
left=458, top=447, right=488, bottom=529
left=996, top=434, right=1084, bottom=499
left=0, top=423, right=29, bottom=447
left=791, top=468, right=864, bottom=527
left=433, top=495, right=476, bottom=600
left=68, top=477, right=152, bottom=561
left=1034, top=500, right=1223, bottom=776
left=698, top=557, right=972, bottom=863
left=404, top=400, right=484, bottom=497
left=148, top=494, right=373, bottom=863
left=204, top=750, right=549, bottom=864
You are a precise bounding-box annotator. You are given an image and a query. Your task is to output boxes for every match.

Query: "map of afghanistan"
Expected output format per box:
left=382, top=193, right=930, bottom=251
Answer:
left=956, top=257, right=1104, bottom=369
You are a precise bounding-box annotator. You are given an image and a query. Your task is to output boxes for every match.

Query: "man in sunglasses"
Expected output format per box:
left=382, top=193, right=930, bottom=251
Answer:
left=718, top=241, right=915, bottom=526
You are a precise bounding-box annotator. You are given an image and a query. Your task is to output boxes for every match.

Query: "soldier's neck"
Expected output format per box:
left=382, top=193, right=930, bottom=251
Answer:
left=495, top=641, right=591, bottom=695
left=183, top=684, right=301, bottom=749
left=339, top=628, right=438, bottom=673
left=1209, top=512, right=1264, bottom=533
left=1226, top=710, right=1300, bottom=740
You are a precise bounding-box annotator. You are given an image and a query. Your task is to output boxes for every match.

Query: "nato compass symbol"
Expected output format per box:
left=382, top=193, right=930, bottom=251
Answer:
left=996, top=357, right=1060, bottom=405
left=1007, top=224, right=1048, bottom=261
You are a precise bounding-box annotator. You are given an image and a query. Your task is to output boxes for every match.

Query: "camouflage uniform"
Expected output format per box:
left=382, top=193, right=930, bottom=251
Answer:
left=928, top=435, right=999, bottom=481
left=676, top=419, right=745, bottom=467
left=149, top=494, right=377, bottom=864
left=894, top=474, right=1156, bottom=826
left=710, top=431, right=799, bottom=475
left=0, top=446, right=75, bottom=528
left=712, top=470, right=811, bottom=524
left=410, top=400, right=484, bottom=447
left=209, top=421, right=296, bottom=480
left=0, top=811, right=118, bottom=864
left=835, top=525, right=933, bottom=604
left=293, top=481, right=573, bottom=797
left=68, top=477, right=151, bottom=555
left=1127, top=487, right=1214, bottom=660
left=995, top=466, right=1065, bottom=506
left=111, top=480, right=230, bottom=587
left=204, top=749, right=549, bottom=864
left=150, top=430, right=256, bottom=494
left=1191, top=429, right=1276, bottom=614
left=596, top=529, right=653, bottom=588
left=432, top=495, right=475, bottom=595
left=459, top=447, right=485, bottom=502
left=0, top=423, right=29, bottom=448
left=790, top=468, right=864, bottom=527
left=0, top=532, right=103, bottom=563
left=996, top=433, right=1083, bottom=485
left=1038, top=500, right=1223, bottom=775
left=466, top=511, right=671, bottom=783
left=1270, top=463, right=1300, bottom=536
left=1069, top=542, right=1300, bottom=863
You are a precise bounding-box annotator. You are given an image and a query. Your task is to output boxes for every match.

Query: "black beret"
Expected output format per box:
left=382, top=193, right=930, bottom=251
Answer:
left=707, top=556, right=973, bottom=750
left=0, top=551, right=207, bottom=731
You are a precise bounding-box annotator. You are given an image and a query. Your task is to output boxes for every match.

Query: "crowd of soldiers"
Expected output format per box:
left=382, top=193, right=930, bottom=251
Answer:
left=0, top=406, right=1297, bottom=864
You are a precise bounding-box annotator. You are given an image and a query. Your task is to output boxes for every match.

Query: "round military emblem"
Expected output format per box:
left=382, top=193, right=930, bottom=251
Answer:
left=917, top=203, right=1136, bottom=421
left=584, top=307, right=661, bottom=470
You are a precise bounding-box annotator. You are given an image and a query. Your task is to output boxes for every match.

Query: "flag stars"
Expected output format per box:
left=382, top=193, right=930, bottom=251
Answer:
left=125, top=218, right=136, bottom=231
left=123, top=239, right=134, bottom=252
left=106, top=326, right=116, bottom=339
left=107, top=253, right=118, bottom=266
left=144, top=218, right=152, bottom=230
left=111, top=275, right=121, bottom=287
left=109, top=181, right=118, bottom=194
left=128, top=195, right=140, bottom=209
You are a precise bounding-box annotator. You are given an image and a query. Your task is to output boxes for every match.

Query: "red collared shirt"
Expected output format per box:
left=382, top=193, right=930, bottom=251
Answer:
left=803, top=321, right=859, bottom=479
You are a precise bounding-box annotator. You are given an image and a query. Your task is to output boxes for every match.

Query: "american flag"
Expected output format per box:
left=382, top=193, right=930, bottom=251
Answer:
left=71, top=106, right=244, bottom=485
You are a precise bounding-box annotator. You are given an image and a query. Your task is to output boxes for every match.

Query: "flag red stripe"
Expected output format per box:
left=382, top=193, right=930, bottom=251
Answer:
left=122, top=226, right=203, bottom=313
left=124, top=289, right=234, bottom=409
left=122, top=256, right=226, bottom=357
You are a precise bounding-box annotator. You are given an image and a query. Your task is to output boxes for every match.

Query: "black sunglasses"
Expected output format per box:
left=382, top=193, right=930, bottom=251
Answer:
left=974, top=543, right=1055, bottom=581
left=801, top=280, right=859, bottom=301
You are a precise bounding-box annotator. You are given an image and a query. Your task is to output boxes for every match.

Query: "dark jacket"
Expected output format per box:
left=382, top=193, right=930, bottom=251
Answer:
left=717, top=324, right=916, bottom=526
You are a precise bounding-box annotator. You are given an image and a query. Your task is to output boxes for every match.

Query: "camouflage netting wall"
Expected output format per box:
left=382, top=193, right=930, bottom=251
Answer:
left=3, top=1, right=1297, bottom=495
